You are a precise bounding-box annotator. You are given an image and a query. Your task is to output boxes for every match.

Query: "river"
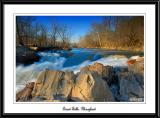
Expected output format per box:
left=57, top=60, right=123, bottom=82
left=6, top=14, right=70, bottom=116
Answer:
left=16, top=48, right=143, bottom=92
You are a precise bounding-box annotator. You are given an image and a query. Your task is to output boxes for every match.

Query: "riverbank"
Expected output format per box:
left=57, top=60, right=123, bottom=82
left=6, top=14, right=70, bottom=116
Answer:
left=16, top=46, right=72, bottom=65
left=33, top=46, right=71, bottom=51
left=16, top=56, right=144, bottom=102
left=16, top=45, right=144, bottom=66
left=77, top=45, right=144, bottom=52
left=16, top=46, right=40, bottom=66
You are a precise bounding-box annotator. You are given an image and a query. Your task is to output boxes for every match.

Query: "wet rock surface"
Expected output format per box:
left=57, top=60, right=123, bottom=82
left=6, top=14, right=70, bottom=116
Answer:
left=16, top=56, right=144, bottom=102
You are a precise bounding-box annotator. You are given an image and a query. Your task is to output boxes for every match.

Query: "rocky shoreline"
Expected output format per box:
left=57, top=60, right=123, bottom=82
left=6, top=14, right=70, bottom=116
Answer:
left=16, top=46, right=72, bottom=66
left=16, top=46, right=40, bottom=66
left=16, top=56, right=144, bottom=102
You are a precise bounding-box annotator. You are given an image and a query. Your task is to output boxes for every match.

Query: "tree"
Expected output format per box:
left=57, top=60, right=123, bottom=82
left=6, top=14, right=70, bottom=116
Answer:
left=115, top=16, right=144, bottom=50
left=91, top=23, right=103, bottom=47
left=57, top=24, right=72, bottom=48
left=37, top=24, right=48, bottom=47
left=16, top=16, right=35, bottom=46
left=50, top=22, right=58, bottom=46
left=78, top=16, right=144, bottom=51
left=16, top=16, right=23, bottom=45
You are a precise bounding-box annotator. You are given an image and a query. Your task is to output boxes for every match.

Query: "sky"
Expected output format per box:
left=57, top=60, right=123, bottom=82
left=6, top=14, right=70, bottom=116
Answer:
left=19, top=16, right=128, bottom=43
left=33, top=16, right=105, bottom=43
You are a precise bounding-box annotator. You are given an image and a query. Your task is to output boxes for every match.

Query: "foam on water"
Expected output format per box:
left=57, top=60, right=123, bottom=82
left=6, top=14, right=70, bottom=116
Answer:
left=16, top=50, right=129, bottom=92
left=16, top=51, right=66, bottom=92
left=62, top=55, right=128, bottom=74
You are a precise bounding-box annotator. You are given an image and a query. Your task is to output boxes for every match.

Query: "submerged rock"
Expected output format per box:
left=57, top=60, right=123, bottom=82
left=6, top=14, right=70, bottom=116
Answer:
left=71, top=71, right=115, bottom=102
left=16, top=82, right=35, bottom=102
left=32, top=70, right=75, bottom=101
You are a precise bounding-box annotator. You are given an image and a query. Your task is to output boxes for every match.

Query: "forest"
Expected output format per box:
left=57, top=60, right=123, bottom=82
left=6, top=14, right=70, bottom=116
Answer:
left=78, top=16, right=144, bottom=51
left=16, top=16, right=144, bottom=51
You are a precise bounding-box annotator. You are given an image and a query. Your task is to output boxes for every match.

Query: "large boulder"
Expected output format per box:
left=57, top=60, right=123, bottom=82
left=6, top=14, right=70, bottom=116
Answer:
left=80, top=62, right=106, bottom=77
left=71, top=71, right=114, bottom=102
left=127, top=56, right=144, bottom=76
left=16, top=82, right=35, bottom=102
left=118, top=72, right=144, bottom=101
left=32, top=70, right=75, bottom=101
left=81, top=62, right=115, bottom=86
left=81, top=62, right=114, bottom=79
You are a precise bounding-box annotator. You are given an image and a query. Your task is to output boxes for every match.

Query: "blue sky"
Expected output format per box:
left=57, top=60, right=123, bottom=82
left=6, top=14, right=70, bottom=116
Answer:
left=33, top=16, right=105, bottom=42
left=19, top=16, right=125, bottom=42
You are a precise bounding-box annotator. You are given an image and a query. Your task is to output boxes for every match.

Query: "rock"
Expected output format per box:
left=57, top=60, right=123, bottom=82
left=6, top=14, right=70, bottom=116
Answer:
left=43, top=100, right=60, bottom=102
left=127, top=56, right=144, bottom=76
left=81, top=62, right=110, bottom=78
left=29, top=46, right=38, bottom=51
left=71, top=71, right=114, bottom=102
left=80, top=62, right=102, bottom=76
left=113, top=66, right=128, bottom=74
left=134, top=74, right=144, bottom=88
left=31, top=96, right=46, bottom=102
left=118, top=72, right=144, bottom=101
left=127, top=59, right=136, bottom=65
left=81, top=62, right=115, bottom=85
left=109, top=84, right=119, bottom=101
left=16, top=46, right=40, bottom=65
left=103, top=65, right=114, bottom=83
left=32, top=70, right=75, bottom=101
left=16, top=82, right=35, bottom=102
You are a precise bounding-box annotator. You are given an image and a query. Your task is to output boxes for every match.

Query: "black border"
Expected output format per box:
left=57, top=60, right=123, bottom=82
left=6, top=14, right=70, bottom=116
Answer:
left=0, top=0, right=159, bottom=118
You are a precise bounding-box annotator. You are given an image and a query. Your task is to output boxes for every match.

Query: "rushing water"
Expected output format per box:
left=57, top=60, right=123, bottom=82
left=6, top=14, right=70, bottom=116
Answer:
left=16, top=48, right=143, bottom=92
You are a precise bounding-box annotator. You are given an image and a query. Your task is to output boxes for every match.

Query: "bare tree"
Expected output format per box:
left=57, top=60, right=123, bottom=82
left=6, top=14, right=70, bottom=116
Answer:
left=78, top=16, right=144, bottom=51
left=57, top=24, right=71, bottom=48
left=50, top=23, right=58, bottom=47
left=16, top=16, right=36, bottom=46
left=16, top=16, right=23, bottom=45
left=38, top=24, right=48, bottom=47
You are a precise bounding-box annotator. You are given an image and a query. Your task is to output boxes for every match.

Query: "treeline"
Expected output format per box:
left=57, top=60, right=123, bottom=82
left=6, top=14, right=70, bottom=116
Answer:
left=78, top=16, right=144, bottom=51
left=16, top=16, right=71, bottom=49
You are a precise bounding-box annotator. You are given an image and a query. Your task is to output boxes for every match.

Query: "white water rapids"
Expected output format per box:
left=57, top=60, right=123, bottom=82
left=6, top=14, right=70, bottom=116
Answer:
left=16, top=49, right=130, bottom=92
